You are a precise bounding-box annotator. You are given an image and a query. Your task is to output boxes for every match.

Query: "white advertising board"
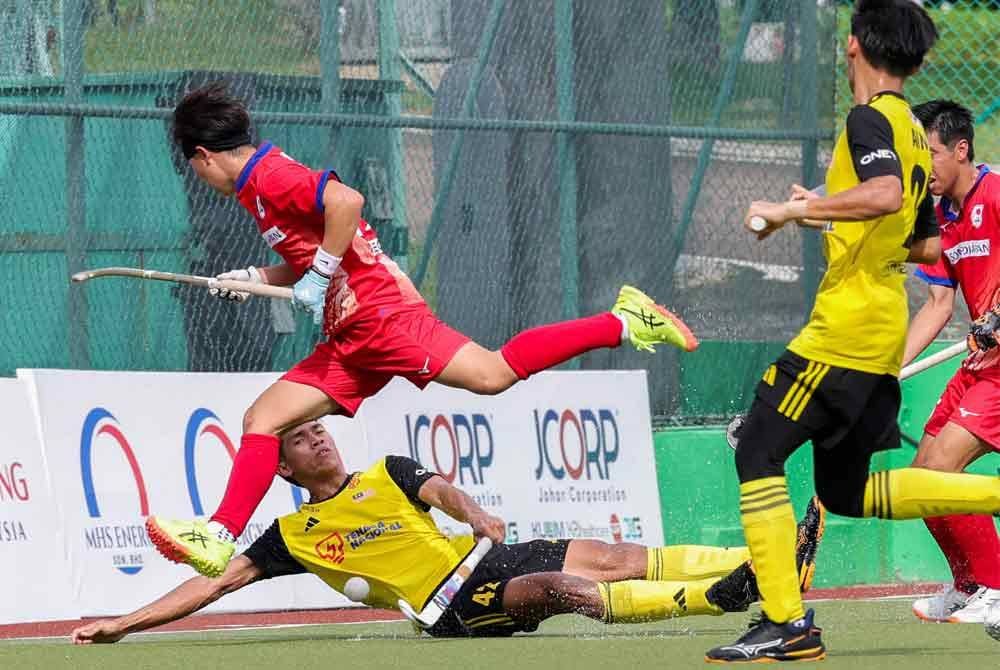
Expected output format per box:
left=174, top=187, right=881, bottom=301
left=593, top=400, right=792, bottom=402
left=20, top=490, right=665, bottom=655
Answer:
left=18, top=370, right=365, bottom=616
left=0, top=379, right=75, bottom=623
left=362, top=371, right=664, bottom=548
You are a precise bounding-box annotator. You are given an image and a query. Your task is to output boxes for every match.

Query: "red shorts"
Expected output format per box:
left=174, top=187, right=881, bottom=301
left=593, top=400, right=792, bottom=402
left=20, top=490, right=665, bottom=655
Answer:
left=924, top=365, right=1000, bottom=450
left=282, top=305, right=470, bottom=417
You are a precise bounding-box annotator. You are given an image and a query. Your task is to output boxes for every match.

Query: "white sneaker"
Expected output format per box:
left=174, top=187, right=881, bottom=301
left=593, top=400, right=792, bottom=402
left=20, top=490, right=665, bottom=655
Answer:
left=912, top=585, right=971, bottom=622
left=984, top=598, right=1000, bottom=640
left=948, top=587, right=1000, bottom=623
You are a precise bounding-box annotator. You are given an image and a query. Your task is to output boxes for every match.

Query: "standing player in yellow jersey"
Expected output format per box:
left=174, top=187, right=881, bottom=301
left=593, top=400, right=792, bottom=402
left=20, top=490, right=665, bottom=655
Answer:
left=706, top=0, right=1000, bottom=663
left=71, top=420, right=825, bottom=643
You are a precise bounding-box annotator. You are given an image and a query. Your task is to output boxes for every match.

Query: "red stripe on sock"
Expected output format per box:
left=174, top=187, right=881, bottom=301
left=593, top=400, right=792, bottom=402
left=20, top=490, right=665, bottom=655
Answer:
left=211, top=433, right=281, bottom=538
left=500, top=313, right=622, bottom=380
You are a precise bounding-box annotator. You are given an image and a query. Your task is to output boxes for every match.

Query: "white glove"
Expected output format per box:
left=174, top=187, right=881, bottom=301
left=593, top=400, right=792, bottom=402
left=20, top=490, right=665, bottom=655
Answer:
left=208, top=266, right=262, bottom=303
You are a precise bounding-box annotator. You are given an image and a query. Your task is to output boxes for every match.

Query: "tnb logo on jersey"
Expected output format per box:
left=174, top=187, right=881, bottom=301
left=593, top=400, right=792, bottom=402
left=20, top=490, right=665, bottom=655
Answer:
left=533, top=409, right=620, bottom=481
left=315, top=531, right=346, bottom=564
left=405, top=413, right=494, bottom=486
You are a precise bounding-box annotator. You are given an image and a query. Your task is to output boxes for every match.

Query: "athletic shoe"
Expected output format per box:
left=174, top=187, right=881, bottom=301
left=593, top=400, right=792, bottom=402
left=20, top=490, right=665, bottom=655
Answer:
left=948, top=587, right=1000, bottom=623
left=984, top=598, right=1000, bottom=640
left=146, top=516, right=235, bottom=578
left=706, top=497, right=825, bottom=613
left=612, top=285, right=699, bottom=353
left=796, top=496, right=825, bottom=593
left=912, top=585, right=973, bottom=622
left=707, top=562, right=759, bottom=613
left=705, top=608, right=826, bottom=663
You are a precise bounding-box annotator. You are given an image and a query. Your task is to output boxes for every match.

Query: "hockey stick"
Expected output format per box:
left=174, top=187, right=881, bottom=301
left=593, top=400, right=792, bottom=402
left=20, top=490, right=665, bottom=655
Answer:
left=726, top=340, right=970, bottom=450
left=70, top=266, right=293, bottom=300
left=398, top=537, right=493, bottom=629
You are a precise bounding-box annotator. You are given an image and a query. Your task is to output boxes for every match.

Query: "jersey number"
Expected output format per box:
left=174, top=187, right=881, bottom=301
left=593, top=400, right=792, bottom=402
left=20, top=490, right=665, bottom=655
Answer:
left=472, top=581, right=500, bottom=607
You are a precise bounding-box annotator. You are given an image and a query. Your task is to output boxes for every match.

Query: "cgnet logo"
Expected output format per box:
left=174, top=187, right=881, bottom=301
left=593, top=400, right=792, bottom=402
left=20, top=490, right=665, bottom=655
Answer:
left=533, top=408, right=620, bottom=480
left=405, top=413, right=494, bottom=485
left=80, top=408, right=150, bottom=575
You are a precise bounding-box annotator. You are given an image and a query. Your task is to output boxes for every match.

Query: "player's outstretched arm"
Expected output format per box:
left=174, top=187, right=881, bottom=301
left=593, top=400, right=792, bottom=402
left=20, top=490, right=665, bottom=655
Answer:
left=417, top=477, right=506, bottom=544
left=903, top=283, right=955, bottom=367
left=70, top=556, right=262, bottom=644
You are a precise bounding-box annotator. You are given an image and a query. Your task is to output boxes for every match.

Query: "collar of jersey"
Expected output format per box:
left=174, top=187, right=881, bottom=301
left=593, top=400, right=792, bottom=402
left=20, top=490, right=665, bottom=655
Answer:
left=235, top=141, right=274, bottom=194
left=940, top=164, right=991, bottom=222
left=868, top=90, right=905, bottom=103
left=301, top=471, right=361, bottom=509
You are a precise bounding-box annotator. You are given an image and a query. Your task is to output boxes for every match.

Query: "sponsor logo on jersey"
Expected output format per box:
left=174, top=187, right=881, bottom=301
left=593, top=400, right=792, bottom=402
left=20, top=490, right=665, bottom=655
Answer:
left=859, top=149, right=897, bottom=165
left=345, top=520, right=402, bottom=550
left=972, top=204, right=984, bottom=229
left=261, top=225, right=286, bottom=248
left=945, top=239, right=991, bottom=265
left=351, top=488, right=376, bottom=503
left=315, top=531, right=345, bottom=564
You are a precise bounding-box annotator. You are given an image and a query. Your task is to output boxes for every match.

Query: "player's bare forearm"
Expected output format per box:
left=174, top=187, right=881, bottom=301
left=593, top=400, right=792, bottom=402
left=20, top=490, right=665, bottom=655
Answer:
left=800, top=176, right=903, bottom=222
left=258, top=263, right=300, bottom=286
left=320, top=180, right=364, bottom=257
left=906, top=236, right=941, bottom=265
left=70, top=556, right=261, bottom=643
left=417, top=477, right=506, bottom=544
left=903, top=284, right=955, bottom=367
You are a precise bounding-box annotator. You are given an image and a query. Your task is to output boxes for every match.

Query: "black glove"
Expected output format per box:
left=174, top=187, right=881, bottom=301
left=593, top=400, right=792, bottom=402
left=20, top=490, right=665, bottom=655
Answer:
left=968, top=306, right=1000, bottom=353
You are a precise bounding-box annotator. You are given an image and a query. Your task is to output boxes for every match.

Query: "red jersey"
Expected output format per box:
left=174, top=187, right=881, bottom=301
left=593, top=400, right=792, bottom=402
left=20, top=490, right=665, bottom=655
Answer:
left=916, top=165, right=1000, bottom=371
left=235, top=142, right=423, bottom=335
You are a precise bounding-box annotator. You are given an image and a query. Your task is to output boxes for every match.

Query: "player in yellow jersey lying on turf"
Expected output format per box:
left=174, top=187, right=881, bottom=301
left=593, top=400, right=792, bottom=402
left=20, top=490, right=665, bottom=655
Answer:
left=72, top=420, right=824, bottom=643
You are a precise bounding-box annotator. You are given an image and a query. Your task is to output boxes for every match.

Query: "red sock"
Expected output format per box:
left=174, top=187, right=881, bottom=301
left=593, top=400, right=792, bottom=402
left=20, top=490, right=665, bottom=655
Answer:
left=210, top=433, right=281, bottom=538
left=946, top=514, right=1000, bottom=590
left=925, top=515, right=977, bottom=592
left=500, top=313, right=622, bottom=379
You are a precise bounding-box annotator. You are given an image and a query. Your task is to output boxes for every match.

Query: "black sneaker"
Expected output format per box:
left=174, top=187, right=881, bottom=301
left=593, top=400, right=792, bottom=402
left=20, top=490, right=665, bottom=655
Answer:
left=705, top=608, right=825, bottom=663
left=796, top=496, right=825, bottom=593
left=706, top=562, right=758, bottom=613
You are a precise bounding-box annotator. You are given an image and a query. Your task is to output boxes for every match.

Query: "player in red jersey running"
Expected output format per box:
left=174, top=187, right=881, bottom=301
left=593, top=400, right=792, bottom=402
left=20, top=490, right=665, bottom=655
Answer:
left=904, top=100, right=1000, bottom=624
left=147, top=82, right=699, bottom=577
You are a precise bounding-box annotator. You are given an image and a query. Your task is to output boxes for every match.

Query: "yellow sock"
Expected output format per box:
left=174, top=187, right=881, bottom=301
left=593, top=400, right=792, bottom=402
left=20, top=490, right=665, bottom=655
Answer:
left=740, top=476, right=804, bottom=623
left=597, top=579, right=722, bottom=623
left=645, top=545, right=751, bottom=581
left=864, top=468, right=1000, bottom=519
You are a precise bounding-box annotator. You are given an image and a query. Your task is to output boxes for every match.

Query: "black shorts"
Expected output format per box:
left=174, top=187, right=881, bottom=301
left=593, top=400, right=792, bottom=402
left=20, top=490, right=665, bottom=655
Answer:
left=426, top=539, right=570, bottom=638
left=755, top=350, right=901, bottom=453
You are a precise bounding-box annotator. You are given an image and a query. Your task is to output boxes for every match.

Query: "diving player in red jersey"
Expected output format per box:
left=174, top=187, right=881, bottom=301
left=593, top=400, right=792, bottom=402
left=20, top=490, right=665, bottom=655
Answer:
left=905, top=100, right=1000, bottom=624
left=147, top=82, right=699, bottom=577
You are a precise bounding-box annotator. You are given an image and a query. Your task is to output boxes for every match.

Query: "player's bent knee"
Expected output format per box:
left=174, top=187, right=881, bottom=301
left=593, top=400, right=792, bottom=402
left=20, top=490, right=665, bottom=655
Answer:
left=816, top=485, right=864, bottom=518
left=734, top=442, right=787, bottom=483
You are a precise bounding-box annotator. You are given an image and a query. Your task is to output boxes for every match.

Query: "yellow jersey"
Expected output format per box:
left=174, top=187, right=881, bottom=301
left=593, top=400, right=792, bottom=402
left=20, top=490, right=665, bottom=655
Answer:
left=243, top=456, right=475, bottom=610
left=789, top=92, right=932, bottom=375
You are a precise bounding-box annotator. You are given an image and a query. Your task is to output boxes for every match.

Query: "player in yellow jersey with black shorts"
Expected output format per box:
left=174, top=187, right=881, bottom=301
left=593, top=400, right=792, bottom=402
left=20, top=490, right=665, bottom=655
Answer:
left=707, top=0, right=1000, bottom=663
left=71, top=420, right=825, bottom=644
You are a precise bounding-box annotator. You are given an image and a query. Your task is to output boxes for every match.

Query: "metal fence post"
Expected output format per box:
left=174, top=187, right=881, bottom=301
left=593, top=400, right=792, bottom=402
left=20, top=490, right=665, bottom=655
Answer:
left=555, top=0, right=579, bottom=336
left=320, top=0, right=342, bottom=167
left=799, top=0, right=821, bottom=317
left=377, top=0, right=409, bottom=269
left=65, top=0, right=89, bottom=368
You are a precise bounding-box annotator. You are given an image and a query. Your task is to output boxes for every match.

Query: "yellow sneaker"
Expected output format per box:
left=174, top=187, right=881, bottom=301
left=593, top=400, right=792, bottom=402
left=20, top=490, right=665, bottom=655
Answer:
left=146, top=516, right=235, bottom=578
left=612, top=285, right=699, bottom=353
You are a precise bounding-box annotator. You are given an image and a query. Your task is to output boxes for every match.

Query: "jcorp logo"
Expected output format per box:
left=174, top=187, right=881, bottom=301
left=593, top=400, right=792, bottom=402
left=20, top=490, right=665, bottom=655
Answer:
left=405, top=413, right=494, bottom=485
left=80, top=408, right=149, bottom=575
left=533, top=409, right=619, bottom=480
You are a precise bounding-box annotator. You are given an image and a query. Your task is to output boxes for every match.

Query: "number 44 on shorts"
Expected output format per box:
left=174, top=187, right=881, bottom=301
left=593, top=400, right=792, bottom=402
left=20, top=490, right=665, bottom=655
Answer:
left=472, top=581, right=500, bottom=607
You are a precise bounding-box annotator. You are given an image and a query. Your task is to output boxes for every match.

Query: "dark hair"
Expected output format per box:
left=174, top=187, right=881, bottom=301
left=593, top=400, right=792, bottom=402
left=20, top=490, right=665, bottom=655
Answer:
left=913, top=99, right=976, bottom=162
left=850, top=0, right=938, bottom=78
left=172, top=81, right=253, bottom=159
left=275, top=439, right=304, bottom=489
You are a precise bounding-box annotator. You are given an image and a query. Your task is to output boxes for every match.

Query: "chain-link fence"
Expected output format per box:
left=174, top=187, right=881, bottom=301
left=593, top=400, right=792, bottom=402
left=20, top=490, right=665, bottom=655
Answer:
left=0, top=1, right=984, bottom=420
